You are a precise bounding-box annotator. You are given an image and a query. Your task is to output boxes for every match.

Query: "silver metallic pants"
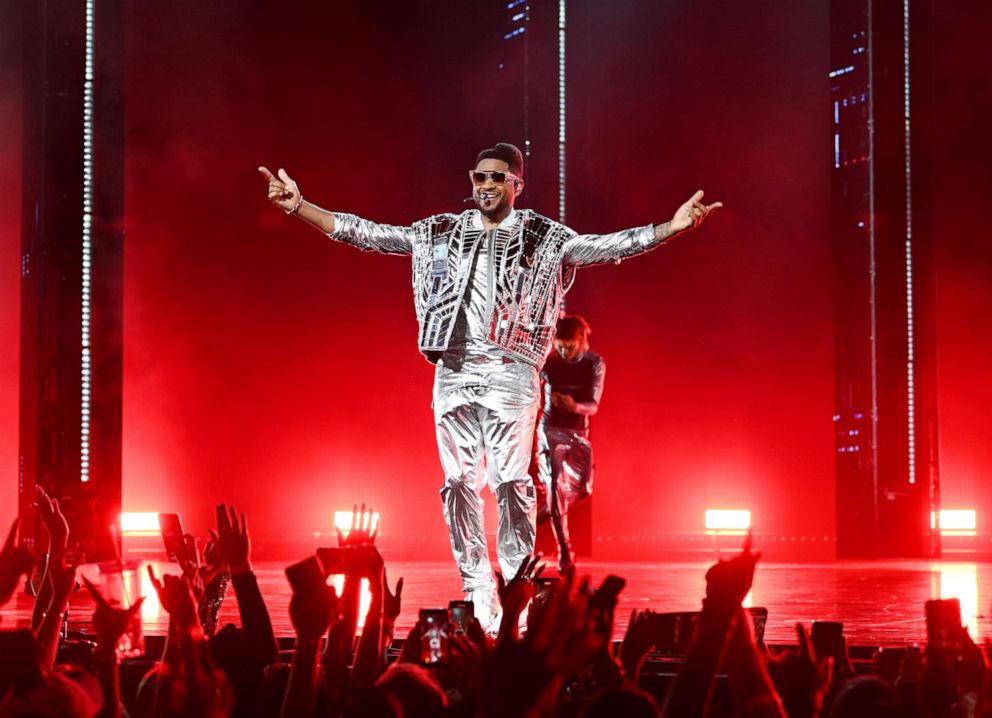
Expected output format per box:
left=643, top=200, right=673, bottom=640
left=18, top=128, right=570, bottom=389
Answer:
left=537, top=423, right=594, bottom=570
left=434, top=357, right=539, bottom=593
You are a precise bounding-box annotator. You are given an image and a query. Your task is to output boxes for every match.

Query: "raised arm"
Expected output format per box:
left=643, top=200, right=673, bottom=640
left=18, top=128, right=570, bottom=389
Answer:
left=259, top=166, right=414, bottom=255
left=563, top=190, right=722, bottom=267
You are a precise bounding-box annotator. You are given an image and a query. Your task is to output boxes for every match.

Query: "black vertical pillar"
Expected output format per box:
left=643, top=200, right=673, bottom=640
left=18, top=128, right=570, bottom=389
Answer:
left=19, top=0, right=124, bottom=562
left=830, top=0, right=938, bottom=557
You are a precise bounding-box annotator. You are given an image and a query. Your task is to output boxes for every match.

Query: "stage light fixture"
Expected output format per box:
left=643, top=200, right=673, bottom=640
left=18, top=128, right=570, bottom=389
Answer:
left=936, top=564, right=978, bottom=638
left=705, top=509, right=752, bottom=533
left=327, top=575, right=372, bottom=631
left=930, top=510, right=976, bottom=536
left=120, top=512, right=160, bottom=536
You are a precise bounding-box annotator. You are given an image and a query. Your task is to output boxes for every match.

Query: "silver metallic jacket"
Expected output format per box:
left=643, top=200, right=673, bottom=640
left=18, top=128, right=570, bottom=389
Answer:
left=330, top=210, right=659, bottom=366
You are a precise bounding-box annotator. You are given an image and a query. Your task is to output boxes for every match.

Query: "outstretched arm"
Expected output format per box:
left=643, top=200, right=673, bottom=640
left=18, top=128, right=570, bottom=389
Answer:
left=563, top=190, right=722, bottom=267
left=259, top=166, right=414, bottom=255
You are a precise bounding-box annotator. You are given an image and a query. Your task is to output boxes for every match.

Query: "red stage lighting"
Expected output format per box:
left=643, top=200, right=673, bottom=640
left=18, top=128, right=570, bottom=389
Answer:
left=931, top=509, right=977, bottom=536
left=936, top=564, right=978, bottom=637
left=119, top=512, right=159, bottom=537
left=705, top=509, right=751, bottom=535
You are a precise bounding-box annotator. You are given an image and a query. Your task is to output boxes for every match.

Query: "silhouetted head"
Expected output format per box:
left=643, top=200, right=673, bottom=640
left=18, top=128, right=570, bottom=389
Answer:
left=554, top=315, right=591, bottom=361
left=828, top=676, right=899, bottom=718
left=375, top=663, right=446, bottom=718
left=579, top=685, right=658, bottom=718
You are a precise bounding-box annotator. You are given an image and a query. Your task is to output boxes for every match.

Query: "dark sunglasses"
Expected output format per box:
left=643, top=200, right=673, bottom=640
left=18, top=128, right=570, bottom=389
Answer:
left=469, top=169, right=522, bottom=186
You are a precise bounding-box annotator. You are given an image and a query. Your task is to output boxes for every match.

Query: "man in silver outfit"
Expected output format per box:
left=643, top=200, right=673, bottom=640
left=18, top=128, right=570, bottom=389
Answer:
left=259, top=143, right=721, bottom=628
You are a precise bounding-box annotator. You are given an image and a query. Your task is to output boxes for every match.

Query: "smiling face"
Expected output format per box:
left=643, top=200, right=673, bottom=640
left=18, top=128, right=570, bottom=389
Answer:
left=471, top=157, right=522, bottom=220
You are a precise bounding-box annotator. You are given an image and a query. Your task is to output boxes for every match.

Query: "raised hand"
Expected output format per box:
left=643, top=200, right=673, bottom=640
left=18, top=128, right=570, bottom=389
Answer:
left=670, top=190, right=723, bottom=234
left=82, top=576, right=144, bottom=648
left=482, top=571, right=605, bottom=717
left=35, top=485, right=70, bottom=558
left=147, top=565, right=198, bottom=631
left=704, top=532, right=758, bottom=618
left=619, top=609, right=657, bottom=682
left=290, top=583, right=339, bottom=641
left=0, top=519, right=35, bottom=607
left=336, top=503, right=379, bottom=548
left=496, top=553, right=545, bottom=643
left=209, top=503, right=251, bottom=575
left=259, top=166, right=302, bottom=213
left=383, top=568, right=404, bottom=624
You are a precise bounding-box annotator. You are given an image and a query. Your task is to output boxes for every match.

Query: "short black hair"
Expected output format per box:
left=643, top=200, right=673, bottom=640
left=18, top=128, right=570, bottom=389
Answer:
left=556, top=315, right=591, bottom=341
left=476, top=142, right=524, bottom=178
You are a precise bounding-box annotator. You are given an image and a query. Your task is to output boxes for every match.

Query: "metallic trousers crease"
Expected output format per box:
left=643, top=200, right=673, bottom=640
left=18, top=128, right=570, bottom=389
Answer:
left=434, top=359, right=538, bottom=592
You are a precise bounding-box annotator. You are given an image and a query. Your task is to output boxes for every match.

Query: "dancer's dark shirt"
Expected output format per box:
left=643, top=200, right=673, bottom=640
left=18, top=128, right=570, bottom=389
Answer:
left=541, top=351, right=605, bottom=432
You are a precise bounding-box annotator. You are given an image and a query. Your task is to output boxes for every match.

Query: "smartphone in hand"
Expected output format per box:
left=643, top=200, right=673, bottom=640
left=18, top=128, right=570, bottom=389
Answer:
left=419, top=608, right=449, bottom=664
left=448, top=600, right=474, bottom=634
left=158, top=513, right=185, bottom=562
left=285, top=555, right=327, bottom=595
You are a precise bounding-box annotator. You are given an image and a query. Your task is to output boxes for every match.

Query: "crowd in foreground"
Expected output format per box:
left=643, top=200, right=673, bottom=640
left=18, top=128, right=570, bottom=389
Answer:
left=2, top=489, right=992, bottom=717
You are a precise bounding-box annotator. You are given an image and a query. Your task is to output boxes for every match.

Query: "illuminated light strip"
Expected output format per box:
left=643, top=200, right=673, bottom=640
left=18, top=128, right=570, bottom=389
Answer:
left=81, top=0, right=96, bottom=483
left=828, top=65, right=855, bottom=78
left=902, top=0, right=916, bottom=485
left=930, top=510, right=977, bottom=533
left=557, top=0, right=566, bottom=223
left=120, top=512, right=161, bottom=534
left=705, top=509, right=751, bottom=531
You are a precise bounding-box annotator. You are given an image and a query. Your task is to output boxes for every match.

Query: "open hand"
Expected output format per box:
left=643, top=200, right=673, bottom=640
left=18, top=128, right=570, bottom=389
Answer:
left=496, top=553, right=545, bottom=642
left=619, top=609, right=657, bottom=680
left=383, top=568, right=404, bottom=623
left=259, top=166, right=301, bottom=213
left=670, top=190, right=723, bottom=234
left=336, top=503, right=379, bottom=548
left=209, top=504, right=251, bottom=575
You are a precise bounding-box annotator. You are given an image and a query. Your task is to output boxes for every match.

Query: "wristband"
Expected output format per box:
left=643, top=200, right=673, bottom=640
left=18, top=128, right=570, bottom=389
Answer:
left=286, top=196, right=304, bottom=215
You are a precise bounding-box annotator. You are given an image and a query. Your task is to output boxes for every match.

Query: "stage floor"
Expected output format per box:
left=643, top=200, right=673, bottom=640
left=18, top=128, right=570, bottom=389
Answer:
left=2, top=559, right=990, bottom=648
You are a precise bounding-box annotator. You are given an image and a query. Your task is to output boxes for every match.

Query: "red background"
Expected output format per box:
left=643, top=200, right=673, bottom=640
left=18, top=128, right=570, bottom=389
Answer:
left=1, top=1, right=989, bottom=554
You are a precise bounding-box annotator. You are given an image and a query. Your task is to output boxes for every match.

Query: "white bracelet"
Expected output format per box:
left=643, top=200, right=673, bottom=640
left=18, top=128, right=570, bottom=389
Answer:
left=286, top=196, right=304, bottom=215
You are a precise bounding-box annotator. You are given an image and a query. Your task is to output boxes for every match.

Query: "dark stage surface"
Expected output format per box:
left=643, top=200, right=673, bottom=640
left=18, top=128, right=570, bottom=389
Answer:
left=3, top=559, right=990, bottom=648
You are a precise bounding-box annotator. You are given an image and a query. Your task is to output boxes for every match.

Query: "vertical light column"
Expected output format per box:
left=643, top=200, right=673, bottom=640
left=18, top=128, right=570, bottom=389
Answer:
left=81, top=0, right=96, bottom=483
left=902, top=0, right=916, bottom=485
left=866, top=0, right=879, bottom=500
left=557, top=0, right=566, bottom=224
